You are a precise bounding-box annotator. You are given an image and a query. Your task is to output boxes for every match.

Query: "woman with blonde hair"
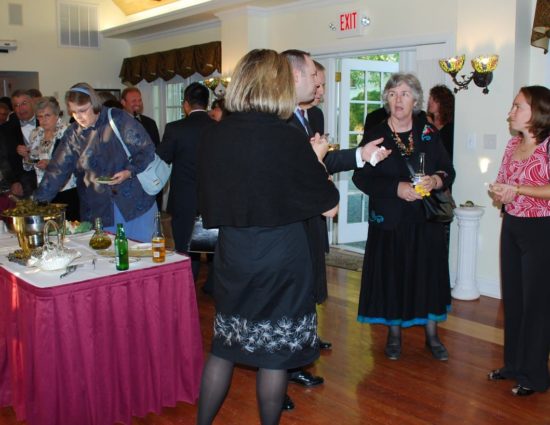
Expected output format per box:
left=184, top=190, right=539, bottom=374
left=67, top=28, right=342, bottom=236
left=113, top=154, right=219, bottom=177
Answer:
left=196, top=49, right=339, bottom=425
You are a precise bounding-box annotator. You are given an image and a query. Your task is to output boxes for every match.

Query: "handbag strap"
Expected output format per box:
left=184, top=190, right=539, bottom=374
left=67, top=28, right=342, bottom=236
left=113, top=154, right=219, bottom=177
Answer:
left=403, top=157, right=415, bottom=179
left=107, top=108, right=132, bottom=161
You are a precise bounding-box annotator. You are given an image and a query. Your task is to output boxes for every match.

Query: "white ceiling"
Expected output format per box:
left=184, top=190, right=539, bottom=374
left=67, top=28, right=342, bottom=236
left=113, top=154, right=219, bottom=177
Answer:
left=104, top=0, right=303, bottom=39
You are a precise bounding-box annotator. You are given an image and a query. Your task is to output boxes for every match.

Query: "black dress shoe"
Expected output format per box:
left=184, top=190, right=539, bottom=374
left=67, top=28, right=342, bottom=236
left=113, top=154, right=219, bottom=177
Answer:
left=289, top=370, right=324, bottom=387
left=425, top=342, right=449, bottom=361
left=488, top=369, right=507, bottom=381
left=281, top=394, right=294, bottom=411
left=319, top=339, right=332, bottom=350
left=384, top=342, right=401, bottom=360
left=512, top=384, right=534, bottom=396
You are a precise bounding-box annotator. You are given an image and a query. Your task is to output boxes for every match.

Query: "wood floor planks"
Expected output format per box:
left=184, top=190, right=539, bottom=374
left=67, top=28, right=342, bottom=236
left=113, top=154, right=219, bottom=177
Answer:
left=1, top=264, right=548, bottom=425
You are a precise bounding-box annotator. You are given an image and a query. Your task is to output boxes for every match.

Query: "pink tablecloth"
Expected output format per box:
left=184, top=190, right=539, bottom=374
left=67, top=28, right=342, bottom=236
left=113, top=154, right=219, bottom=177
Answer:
left=0, top=259, right=203, bottom=425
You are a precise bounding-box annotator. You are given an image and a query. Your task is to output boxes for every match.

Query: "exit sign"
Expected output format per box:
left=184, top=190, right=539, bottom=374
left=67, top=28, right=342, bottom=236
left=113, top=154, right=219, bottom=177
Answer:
left=337, top=10, right=364, bottom=38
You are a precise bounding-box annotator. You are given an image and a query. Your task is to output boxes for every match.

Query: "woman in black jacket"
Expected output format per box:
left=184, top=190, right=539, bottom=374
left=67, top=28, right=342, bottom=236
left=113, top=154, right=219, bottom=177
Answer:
left=353, top=73, right=455, bottom=362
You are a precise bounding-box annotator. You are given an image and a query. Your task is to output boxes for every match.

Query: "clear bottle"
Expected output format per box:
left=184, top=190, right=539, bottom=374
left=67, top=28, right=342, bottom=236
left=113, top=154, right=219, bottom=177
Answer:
left=151, top=212, right=166, bottom=263
left=114, top=223, right=129, bottom=271
left=89, top=217, right=112, bottom=250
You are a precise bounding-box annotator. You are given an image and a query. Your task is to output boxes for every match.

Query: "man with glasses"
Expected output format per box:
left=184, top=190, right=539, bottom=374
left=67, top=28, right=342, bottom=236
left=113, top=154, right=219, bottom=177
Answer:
left=0, top=89, right=39, bottom=196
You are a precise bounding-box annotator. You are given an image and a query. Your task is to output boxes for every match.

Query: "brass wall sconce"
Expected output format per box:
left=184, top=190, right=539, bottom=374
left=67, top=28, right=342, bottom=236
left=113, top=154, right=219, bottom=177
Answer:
left=439, top=54, right=499, bottom=94
left=204, top=76, right=231, bottom=98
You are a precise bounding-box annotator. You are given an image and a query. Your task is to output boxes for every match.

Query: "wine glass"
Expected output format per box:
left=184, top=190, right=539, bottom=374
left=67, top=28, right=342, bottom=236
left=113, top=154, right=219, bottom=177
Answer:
left=325, top=135, right=340, bottom=152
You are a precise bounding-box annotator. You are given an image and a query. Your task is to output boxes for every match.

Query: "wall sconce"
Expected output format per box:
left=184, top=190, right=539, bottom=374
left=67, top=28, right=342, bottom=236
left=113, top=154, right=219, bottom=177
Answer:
left=438, top=54, right=499, bottom=94
left=204, top=76, right=231, bottom=98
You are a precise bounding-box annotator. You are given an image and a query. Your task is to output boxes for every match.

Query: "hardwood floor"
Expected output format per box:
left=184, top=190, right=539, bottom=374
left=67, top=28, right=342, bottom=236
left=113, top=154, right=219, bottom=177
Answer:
left=2, top=264, right=549, bottom=424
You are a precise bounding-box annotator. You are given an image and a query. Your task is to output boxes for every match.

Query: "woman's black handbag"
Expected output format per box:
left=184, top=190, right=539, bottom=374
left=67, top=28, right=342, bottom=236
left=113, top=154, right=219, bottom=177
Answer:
left=187, top=216, right=218, bottom=253
left=422, top=189, right=456, bottom=223
left=404, top=158, right=456, bottom=223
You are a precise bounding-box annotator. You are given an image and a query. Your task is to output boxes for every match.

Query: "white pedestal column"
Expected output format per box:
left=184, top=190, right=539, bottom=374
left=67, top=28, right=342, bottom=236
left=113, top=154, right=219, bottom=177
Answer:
left=451, top=206, right=485, bottom=300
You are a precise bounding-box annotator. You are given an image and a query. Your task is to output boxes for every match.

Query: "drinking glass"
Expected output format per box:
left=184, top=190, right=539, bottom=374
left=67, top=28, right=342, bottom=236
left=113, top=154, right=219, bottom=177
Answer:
left=325, top=135, right=340, bottom=152
left=413, top=152, right=425, bottom=185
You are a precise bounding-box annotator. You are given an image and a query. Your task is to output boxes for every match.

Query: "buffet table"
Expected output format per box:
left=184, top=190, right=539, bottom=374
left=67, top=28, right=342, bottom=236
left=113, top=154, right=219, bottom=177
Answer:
left=0, top=231, right=204, bottom=425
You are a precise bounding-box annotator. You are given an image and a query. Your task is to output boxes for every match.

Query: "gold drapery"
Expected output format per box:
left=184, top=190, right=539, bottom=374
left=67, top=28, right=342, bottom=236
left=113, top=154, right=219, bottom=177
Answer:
left=531, top=0, right=550, bottom=54
left=119, top=41, right=221, bottom=84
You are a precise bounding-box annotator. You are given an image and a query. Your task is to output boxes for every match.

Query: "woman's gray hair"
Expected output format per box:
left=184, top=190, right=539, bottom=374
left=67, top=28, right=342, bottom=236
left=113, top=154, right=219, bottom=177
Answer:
left=35, top=97, right=61, bottom=116
left=382, top=72, right=424, bottom=115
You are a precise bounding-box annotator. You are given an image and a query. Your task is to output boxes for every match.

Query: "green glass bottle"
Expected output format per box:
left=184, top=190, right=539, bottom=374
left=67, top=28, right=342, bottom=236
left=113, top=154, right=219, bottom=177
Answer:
left=114, top=223, right=129, bottom=271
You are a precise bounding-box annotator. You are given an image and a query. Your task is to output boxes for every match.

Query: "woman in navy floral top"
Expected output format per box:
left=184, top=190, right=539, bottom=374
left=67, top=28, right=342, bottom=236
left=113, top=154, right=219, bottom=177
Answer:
left=34, top=83, right=157, bottom=241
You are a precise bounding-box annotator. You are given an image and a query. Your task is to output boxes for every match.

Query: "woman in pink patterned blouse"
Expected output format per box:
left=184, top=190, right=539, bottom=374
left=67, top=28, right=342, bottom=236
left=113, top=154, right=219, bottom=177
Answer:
left=489, top=85, right=550, bottom=396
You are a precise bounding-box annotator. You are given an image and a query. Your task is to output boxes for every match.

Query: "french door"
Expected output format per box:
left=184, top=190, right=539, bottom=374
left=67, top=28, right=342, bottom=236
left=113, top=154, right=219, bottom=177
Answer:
left=336, top=59, right=398, bottom=244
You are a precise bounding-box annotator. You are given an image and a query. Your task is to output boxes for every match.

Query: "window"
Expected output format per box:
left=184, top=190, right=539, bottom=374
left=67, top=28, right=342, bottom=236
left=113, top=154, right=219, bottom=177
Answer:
left=58, top=1, right=99, bottom=48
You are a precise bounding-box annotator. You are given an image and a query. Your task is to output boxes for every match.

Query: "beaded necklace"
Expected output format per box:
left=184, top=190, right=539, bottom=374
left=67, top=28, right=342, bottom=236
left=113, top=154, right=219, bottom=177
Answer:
left=389, top=120, right=414, bottom=157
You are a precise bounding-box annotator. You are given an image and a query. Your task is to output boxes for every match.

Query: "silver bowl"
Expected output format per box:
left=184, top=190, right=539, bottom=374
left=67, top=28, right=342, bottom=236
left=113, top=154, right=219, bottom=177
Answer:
left=2, top=206, right=66, bottom=254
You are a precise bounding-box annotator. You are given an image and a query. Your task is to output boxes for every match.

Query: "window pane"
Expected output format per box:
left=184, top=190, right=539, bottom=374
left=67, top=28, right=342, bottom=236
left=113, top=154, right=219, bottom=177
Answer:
left=366, top=71, right=382, bottom=101
left=349, top=103, right=364, bottom=132
left=350, top=70, right=365, bottom=101
left=349, top=133, right=362, bottom=149
left=367, top=103, right=383, bottom=115
left=382, top=72, right=392, bottom=89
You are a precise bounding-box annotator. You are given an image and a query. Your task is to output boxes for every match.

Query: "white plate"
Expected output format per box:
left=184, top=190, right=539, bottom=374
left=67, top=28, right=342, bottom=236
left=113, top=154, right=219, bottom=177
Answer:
left=133, top=243, right=152, bottom=250
left=108, top=257, right=140, bottom=264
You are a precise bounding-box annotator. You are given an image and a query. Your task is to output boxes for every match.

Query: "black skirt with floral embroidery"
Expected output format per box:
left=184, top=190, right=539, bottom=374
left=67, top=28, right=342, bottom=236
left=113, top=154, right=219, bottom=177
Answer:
left=211, top=222, right=320, bottom=369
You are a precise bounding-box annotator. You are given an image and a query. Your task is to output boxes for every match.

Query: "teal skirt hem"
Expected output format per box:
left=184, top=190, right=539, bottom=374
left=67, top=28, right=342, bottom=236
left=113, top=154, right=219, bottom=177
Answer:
left=357, top=305, right=452, bottom=328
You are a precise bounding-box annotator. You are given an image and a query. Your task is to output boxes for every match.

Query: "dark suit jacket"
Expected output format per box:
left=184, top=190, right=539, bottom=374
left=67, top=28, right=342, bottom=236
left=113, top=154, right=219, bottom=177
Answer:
left=307, top=106, right=324, bottom=136
left=136, top=114, right=161, bottom=147
left=287, top=109, right=359, bottom=303
left=288, top=112, right=356, bottom=175
left=0, top=118, right=37, bottom=195
left=157, top=111, right=215, bottom=252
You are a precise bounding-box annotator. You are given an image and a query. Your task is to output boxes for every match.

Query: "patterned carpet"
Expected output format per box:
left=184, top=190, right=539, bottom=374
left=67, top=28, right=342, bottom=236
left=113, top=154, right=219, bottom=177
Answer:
left=325, top=247, right=364, bottom=271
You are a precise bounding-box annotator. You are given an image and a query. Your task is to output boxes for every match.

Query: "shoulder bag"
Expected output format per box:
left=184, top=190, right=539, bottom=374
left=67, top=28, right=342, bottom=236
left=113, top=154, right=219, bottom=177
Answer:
left=108, top=108, right=171, bottom=196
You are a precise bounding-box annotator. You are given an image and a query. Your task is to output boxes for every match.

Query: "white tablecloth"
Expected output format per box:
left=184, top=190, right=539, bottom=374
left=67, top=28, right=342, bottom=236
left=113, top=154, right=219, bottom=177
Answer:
left=0, top=231, right=188, bottom=288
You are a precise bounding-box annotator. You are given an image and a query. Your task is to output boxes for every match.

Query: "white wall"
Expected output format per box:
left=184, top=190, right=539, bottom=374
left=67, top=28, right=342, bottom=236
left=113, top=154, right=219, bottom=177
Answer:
left=126, top=0, right=546, bottom=299
left=0, top=0, right=129, bottom=103
left=2, top=0, right=547, bottom=299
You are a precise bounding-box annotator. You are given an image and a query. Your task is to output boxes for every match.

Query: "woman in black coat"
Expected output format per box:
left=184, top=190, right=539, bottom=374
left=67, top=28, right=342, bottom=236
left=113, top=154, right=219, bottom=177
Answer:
left=353, top=73, right=455, bottom=362
left=196, top=49, right=339, bottom=425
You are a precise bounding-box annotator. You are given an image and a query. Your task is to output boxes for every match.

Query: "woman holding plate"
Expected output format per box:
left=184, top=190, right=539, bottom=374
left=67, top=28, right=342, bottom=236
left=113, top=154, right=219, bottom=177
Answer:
left=34, top=83, right=157, bottom=241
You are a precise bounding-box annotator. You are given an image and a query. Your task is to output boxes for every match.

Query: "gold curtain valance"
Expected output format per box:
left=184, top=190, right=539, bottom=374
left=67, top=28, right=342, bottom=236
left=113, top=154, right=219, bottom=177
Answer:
left=531, top=0, right=550, bottom=54
left=119, top=41, right=222, bottom=84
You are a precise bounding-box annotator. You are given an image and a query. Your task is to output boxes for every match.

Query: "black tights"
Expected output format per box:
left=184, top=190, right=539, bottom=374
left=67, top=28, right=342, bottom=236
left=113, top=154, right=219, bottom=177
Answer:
left=386, top=320, right=443, bottom=346
left=196, top=354, right=287, bottom=425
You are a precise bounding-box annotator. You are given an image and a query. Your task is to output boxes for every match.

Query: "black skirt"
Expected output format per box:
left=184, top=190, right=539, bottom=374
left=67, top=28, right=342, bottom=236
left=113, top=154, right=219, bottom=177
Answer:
left=357, top=221, right=451, bottom=327
left=211, top=222, right=319, bottom=369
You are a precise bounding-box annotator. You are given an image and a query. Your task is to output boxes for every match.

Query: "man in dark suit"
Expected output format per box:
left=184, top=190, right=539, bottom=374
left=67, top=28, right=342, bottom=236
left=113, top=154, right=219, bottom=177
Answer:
left=157, top=82, right=215, bottom=279
left=281, top=49, right=389, bottom=410
left=121, top=87, right=163, bottom=209
left=1, top=89, right=39, bottom=197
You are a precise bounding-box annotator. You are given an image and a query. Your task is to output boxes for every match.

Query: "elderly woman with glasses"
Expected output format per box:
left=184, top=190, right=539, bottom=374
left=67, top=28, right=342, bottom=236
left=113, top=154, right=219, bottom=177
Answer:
left=352, top=73, right=455, bottom=362
left=34, top=82, right=157, bottom=241
left=19, top=97, right=80, bottom=220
